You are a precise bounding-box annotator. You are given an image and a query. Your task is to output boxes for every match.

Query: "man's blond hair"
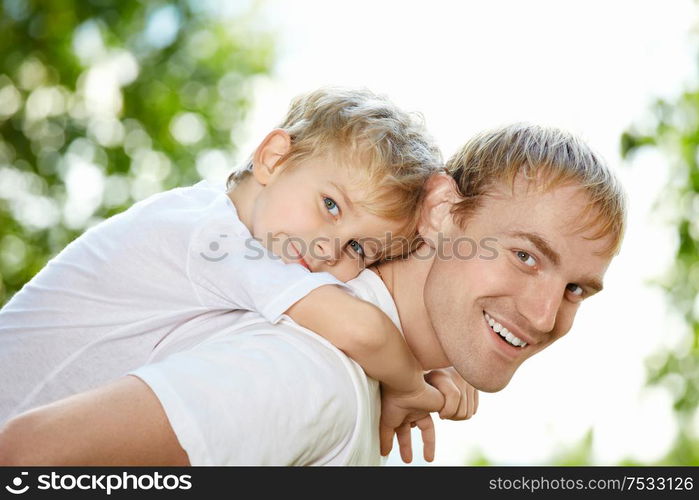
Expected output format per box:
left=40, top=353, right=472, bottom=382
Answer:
left=228, top=87, right=442, bottom=258
left=445, top=123, right=626, bottom=256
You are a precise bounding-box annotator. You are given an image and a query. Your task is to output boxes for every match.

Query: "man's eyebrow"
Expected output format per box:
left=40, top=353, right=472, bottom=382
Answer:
left=508, top=231, right=605, bottom=294
left=329, top=182, right=354, bottom=213
left=507, top=231, right=561, bottom=266
left=582, top=278, right=604, bottom=294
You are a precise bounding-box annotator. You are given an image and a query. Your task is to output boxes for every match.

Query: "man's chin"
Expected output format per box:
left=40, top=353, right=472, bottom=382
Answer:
left=476, top=380, right=510, bottom=393
left=459, top=368, right=514, bottom=393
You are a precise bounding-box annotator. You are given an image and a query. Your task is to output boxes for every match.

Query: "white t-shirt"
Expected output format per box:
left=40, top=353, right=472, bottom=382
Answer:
left=131, top=269, right=396, bottom=465
left=0, top=181, right=342, bottom=422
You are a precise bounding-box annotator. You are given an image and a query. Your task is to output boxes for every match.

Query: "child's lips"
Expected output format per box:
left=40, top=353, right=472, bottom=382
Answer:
left=290, top=242, right=311, bottom=270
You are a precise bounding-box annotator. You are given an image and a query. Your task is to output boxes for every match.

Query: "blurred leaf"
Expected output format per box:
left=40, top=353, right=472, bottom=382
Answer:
left=549, top=430, right=595, bottom=466
left=0, top=0, right=275, bottom=304
left=621, top=6, right=699, bottom=465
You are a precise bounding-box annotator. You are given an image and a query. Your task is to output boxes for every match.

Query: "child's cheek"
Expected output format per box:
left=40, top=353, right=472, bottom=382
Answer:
left=270, top=197, right=315, bottom=232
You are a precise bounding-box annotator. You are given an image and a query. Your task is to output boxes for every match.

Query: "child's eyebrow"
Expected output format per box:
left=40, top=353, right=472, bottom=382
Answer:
left=329, top=181, right=354, bottom=213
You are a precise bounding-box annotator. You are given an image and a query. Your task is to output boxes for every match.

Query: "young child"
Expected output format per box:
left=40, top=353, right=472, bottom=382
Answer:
left=0, top=87, right=470, bottom=460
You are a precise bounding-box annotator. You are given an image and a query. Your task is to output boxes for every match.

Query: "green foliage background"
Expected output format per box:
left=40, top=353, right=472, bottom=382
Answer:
left=0, top=0, right=697, bottom=466
left=621, top=83, right=699, bottom=464
left=0, top=0, right=274, bottom=304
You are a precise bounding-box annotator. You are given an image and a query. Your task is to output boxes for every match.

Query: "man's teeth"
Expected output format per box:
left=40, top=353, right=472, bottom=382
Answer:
left=484, top=313, right=527, bottom=347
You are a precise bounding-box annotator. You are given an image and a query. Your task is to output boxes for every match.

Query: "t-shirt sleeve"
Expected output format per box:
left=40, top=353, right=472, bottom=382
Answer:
left=186, top=217, right=346, bottom=323
left=129, top=330, right=358, bottom=465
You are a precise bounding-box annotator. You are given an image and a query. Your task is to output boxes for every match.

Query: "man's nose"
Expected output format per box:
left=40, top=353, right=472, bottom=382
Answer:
left=516, top=278, right=564, bottom=334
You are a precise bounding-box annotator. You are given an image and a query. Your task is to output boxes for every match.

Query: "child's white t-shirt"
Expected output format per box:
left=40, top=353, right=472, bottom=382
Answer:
left=0, top=180, right=343, bottom=421
left=1, top=267, right=396, bottom=465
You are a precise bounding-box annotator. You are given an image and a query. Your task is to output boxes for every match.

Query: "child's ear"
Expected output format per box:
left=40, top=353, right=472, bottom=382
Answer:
left=251, top=129, right=292, bottom=185
left=418, top=173, right=461, bottom=246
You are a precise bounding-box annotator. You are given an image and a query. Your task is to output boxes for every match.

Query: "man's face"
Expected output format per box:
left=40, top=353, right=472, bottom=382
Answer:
left=250, top=155, right=405, bottom=282
left=423, top=177, right=615, bottom=392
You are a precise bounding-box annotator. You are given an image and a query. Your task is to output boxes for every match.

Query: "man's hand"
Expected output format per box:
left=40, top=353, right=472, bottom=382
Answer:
left=379, top=382, right=444, bottom=463
left=379, top=367, right=479, bottom=463
left=425, top=366, right=479, bottom=420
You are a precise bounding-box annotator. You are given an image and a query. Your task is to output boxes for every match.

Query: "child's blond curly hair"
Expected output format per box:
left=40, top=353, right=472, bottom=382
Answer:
left=228, top=87, right=443, bottom=259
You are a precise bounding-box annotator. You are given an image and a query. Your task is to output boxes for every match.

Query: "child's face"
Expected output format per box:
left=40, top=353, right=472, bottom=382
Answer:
left=249, top=155, right=406, bottom=282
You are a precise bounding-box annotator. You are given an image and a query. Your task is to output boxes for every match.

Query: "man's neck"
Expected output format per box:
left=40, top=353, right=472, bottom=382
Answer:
left=227, top=176, right=260, bottom=232
left=377, top=248, right=451, bottom=370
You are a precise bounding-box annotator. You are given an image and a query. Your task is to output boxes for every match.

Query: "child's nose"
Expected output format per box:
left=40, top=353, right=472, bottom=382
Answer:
left=313, top=238, right=341, bottom=265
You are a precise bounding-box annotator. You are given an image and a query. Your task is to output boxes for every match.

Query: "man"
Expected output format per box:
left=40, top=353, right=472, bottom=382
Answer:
left=0, top=124, right=626, bottom=465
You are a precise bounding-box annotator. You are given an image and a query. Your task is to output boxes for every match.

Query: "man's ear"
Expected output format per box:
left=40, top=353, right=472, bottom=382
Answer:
left=251, top=129, right=292, bottom=185
left=418, top=173, right=461, bottom=245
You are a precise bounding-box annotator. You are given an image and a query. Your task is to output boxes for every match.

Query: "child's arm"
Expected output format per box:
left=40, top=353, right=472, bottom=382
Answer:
left=287, top=285, right=449, bottom=462
left=425, top=366, right=479, bottom=421
left=285, top=284, right=443, bottom=398
left=377, top=368, right=479, bottom=462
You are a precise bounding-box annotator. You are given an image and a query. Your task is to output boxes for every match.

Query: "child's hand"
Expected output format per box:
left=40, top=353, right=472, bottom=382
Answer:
left=379, top=382, right=444, bottom=463
left=425, top=366, right=479, bottom=421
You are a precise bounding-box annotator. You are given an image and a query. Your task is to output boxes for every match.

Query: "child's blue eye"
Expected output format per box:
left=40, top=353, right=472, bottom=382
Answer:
left=348, top=240, right=365, bottom=256
left=323, top=197, right=340, bottom=216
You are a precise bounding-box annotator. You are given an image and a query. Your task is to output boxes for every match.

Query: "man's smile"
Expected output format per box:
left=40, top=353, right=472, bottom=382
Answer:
left=483, top=311, right=528, bottom=348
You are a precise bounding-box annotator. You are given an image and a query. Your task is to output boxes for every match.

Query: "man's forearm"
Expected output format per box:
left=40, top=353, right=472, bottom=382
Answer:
left=0, top=376, right=189, bottom=465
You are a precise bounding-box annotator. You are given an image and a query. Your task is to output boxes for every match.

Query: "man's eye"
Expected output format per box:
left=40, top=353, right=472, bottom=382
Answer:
left=515, top=250, right=536, bottom=267
left=348, top=240, right=365, bottom=256
left=566, top=283, right=583, bottom=296
left=323, top=197, right=339, bottom=216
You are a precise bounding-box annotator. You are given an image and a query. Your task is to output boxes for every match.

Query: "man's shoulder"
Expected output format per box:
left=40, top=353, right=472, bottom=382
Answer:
left=134, top=320, right=381, bottom=464
left=209, top=319, right=375, bottom=392
left=232, top=321, right=383, bottom=465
